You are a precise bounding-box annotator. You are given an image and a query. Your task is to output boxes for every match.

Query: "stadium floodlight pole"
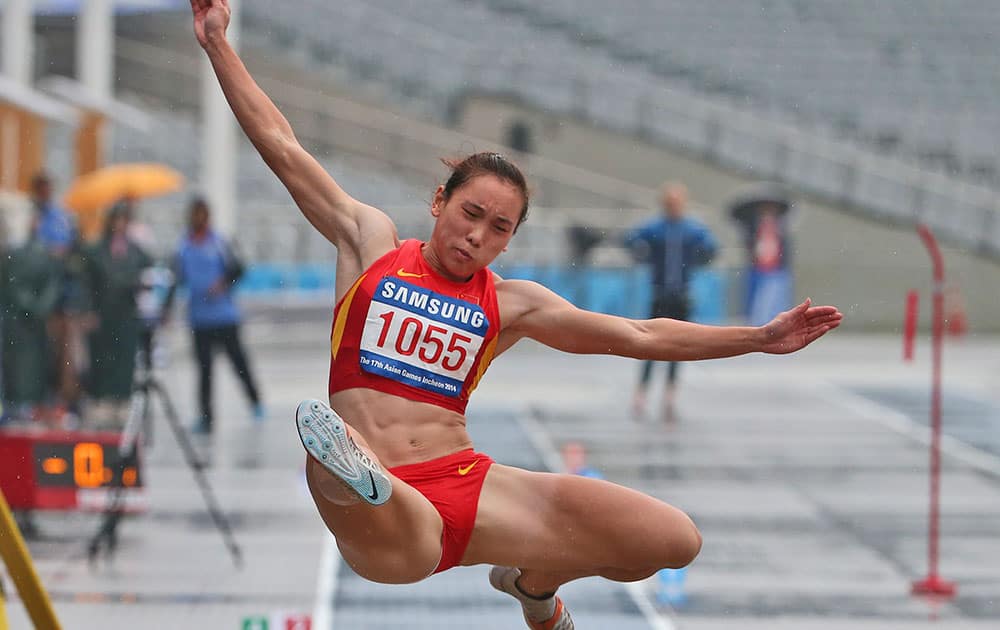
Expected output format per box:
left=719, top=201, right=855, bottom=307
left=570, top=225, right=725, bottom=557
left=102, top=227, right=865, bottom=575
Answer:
left=201, top=0, right=240, bottom=238
left=911, top=223, right=957, bottom=598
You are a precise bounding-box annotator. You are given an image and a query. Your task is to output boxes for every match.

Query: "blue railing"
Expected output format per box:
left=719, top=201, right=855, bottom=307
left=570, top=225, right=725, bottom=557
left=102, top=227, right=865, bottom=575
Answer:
left=239, top=263, right=727, bottom=324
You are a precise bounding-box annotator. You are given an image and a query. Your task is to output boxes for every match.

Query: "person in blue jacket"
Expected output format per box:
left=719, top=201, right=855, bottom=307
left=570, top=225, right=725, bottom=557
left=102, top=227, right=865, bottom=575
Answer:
left=624, top=183, right=717, bottom=417
left=172, top=197, right=263, bottom=434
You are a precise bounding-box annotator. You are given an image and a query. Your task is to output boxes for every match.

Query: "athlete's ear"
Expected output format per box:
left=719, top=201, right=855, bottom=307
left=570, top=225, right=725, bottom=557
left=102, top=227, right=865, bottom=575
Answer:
left=430, top=185, right=446, bottom=218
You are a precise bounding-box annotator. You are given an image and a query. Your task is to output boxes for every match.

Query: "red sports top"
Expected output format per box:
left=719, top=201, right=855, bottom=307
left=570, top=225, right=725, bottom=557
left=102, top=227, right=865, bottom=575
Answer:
left=328, top=240, right=501, bottom=414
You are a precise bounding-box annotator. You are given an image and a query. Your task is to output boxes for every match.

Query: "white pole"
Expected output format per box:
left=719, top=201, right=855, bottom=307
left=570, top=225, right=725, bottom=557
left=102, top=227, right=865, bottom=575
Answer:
left=1, top=0, right=32, bottom=85
left=200, top=0, right=239, bottom=237
left=77, top=0, right=113, bottom=101
left=1, top=0, right=31, bottom=191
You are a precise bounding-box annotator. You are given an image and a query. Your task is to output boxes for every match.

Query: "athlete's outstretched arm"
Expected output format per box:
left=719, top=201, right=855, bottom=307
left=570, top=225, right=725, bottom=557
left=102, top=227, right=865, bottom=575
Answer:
left=190, top=0, right=396, bottom=261
left=499, top=279, right=842, bottom=360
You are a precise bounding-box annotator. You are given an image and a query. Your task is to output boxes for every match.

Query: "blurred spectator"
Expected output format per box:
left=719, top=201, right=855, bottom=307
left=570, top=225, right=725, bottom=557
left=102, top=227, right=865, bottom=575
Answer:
left=30, top=172, right=88, bottom=421
left=119, top=196, right=157, bottom=254
left=730, top=191, right=793, bottom=327
left=1, top=216, right=63, bottom=424
left=171, top=198, right=263, bottom=434
left=114, top=197, right=165, bottom=369
left=624, top=182, right=717, bottom=417
left=81, top=203, right=153, bottom=428
left=0, top=192, right=33, bottom=422
left=31, top=172, right=76, bottom=256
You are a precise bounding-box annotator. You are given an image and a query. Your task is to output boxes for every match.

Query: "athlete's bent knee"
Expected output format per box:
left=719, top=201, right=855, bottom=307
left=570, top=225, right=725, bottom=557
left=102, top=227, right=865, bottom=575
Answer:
left=339, top=543, right=439, bottom=585
left=665, top=518, right=702, bottom=568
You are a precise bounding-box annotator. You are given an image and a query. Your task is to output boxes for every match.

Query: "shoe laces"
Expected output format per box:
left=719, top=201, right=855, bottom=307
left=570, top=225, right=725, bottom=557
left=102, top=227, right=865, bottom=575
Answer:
left=348, top=436, right=380, bottom=472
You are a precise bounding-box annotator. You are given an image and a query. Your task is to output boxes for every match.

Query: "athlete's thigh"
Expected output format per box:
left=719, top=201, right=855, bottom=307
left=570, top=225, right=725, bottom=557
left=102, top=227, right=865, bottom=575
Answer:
left=461, top=464, right=700, bottom=572
left=308, top=460, right=446, bottom=583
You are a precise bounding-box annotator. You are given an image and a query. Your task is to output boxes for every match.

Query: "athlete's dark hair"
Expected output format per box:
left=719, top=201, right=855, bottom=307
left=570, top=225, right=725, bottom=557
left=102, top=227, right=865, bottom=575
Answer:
left=440, top=152, right=530, bottom=231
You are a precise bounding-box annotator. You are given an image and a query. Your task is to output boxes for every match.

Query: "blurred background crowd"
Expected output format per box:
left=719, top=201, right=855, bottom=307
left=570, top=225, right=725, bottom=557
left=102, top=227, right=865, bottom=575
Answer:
left=1, top=171, right=154, bottom=429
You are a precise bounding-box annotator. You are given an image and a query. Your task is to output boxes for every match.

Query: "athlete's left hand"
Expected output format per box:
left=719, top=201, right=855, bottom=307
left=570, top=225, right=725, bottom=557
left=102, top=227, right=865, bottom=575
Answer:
left=759, top=299, right=843, bottom=354
left=191, top=0, right=231, bottom=49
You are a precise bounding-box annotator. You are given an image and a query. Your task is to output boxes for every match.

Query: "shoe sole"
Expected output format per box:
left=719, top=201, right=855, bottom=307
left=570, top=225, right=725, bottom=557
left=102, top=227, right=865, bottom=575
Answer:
left=296, top=399, right=392, bottom=506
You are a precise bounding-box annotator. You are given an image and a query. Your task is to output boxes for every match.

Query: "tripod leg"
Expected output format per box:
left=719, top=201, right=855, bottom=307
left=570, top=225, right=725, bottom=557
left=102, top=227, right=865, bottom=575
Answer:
left=87, top=378, right=147, bottom=568
left=87, top=492, right=121, bottom=566
left=149, top=380, right=244, bottom=569
left=87, top=447, right=135, bottom=567
left=140, top=380, right=154, bottom=449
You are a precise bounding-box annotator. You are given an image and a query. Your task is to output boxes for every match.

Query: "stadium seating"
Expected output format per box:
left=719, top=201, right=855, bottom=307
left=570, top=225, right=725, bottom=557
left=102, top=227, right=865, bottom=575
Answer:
left=240, top=0, right=1000, bottom=189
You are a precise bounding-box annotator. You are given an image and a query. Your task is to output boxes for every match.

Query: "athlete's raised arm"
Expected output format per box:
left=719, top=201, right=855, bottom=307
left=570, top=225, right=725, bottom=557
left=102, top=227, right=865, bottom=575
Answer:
left=190, top=0, right=396, bottom=269
left=498, top=279, right=842, bottom=360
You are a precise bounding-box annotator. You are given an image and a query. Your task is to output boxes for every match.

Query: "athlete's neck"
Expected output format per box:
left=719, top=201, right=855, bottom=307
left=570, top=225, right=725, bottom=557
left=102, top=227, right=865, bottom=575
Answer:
left=420, top=242, right=473, bottom=283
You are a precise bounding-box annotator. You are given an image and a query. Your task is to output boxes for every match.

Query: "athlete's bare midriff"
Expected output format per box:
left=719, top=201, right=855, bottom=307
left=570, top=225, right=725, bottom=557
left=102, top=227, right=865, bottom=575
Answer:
left=329, top=387, right=475, bottom=467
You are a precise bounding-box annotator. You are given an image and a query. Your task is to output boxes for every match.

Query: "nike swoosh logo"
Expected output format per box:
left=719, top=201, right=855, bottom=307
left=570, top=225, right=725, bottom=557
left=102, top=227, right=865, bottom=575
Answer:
left=366, top=470, right=379, bottom=501
left=457, top=460, right=479, bottom=476
left=397, top=267, right=428, bottom=279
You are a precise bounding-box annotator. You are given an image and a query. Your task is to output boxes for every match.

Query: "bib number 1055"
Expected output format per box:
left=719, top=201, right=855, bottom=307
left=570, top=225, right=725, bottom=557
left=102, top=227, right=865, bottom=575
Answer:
left=375, top=311, right=473, bottom=371
left=361, top=302, right=484, bottom=382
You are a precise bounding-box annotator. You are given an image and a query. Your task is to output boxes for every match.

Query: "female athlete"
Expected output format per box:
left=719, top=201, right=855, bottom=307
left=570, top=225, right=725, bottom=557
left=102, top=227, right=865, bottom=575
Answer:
left=191, top=2, right=842, bottom=628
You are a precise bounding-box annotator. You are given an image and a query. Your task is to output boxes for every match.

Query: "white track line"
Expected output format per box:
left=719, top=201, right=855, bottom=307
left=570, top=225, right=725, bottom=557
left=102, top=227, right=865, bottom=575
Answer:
left=816, top=381, right=1000, bottom=476
left=312, top=531, right=340, bottom=629
left=517, top=407, right=678, bottom=630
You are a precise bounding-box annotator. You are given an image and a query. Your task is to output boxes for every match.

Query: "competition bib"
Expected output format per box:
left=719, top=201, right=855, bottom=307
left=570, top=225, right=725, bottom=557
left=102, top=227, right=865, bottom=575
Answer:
left=359, top=278, right=489, bottom=398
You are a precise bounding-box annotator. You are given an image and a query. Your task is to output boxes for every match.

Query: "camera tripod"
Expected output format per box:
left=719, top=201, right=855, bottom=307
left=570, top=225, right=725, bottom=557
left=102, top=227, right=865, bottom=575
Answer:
left=86, top=330, right=243, bottom=569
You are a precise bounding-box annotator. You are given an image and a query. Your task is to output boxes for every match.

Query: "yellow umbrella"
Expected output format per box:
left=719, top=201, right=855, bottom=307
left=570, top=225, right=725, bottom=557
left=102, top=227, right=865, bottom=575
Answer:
left=63, top=163, right=185, bottom=240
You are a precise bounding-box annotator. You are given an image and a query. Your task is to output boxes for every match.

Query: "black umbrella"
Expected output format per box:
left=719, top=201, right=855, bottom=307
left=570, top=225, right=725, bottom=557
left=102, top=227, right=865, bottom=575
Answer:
left=728, top=184, right=792, bottom=224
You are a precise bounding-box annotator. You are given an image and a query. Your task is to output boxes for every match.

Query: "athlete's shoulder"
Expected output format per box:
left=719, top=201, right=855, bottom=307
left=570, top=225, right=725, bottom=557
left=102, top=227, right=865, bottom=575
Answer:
left=359, top=239, right=410, bottom=273
left=495, top=277, right=564, bottom=321
left=494, top=276, right=555, bottom=296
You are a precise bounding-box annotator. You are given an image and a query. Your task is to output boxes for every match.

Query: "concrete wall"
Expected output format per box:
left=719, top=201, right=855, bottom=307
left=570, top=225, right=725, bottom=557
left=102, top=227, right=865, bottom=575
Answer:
left=454, top=94, right=1000, bottom=332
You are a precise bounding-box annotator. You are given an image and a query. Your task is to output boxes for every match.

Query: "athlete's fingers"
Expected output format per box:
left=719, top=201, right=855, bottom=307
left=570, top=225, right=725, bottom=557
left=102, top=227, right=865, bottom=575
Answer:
left=803, top=305, right=840, bottom=319
left=804, top=312, right=842, bottom=329
left=804, top=325, right=832, bottom=345
left=806, top=311, right=842, bottom=327
left=792, top=298, right=812, bottom=316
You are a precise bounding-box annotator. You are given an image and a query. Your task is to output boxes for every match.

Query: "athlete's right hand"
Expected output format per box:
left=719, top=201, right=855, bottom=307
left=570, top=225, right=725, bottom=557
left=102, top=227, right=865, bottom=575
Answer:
left=190, top=0, right=230, bottom=48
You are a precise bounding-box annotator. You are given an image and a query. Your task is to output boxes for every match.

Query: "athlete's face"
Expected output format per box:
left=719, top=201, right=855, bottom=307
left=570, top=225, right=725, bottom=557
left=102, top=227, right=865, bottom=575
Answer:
left=427, top=175, right=522, bottom=280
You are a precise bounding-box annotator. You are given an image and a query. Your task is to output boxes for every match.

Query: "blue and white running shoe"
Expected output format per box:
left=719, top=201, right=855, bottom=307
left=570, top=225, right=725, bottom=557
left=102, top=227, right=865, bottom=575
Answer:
left=296, top=399, right=392, bottom=506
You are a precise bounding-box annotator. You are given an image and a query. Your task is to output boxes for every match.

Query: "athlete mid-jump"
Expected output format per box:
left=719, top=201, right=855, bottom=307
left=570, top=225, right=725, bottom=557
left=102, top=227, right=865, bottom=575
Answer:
left=191, top=2, right=843, bottom=628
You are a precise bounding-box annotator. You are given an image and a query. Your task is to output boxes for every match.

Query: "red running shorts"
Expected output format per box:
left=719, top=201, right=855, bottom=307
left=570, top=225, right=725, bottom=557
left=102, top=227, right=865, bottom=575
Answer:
left=389, top=449, right=494, bottom=573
